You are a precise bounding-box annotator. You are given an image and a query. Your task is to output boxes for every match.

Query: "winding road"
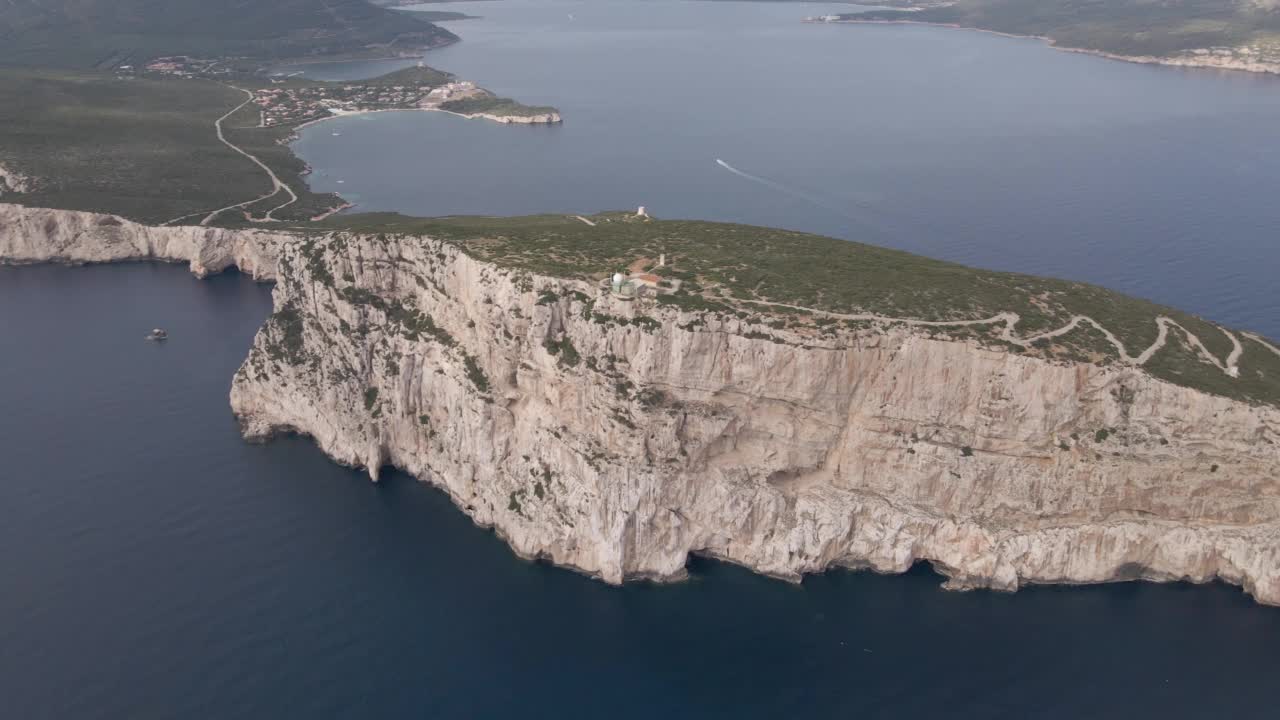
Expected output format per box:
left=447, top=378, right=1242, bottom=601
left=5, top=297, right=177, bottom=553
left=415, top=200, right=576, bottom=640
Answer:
left=158, top=92, right=1265, bottom=384
left=740, top=299, right=1249, bottom=378
left=163, top=86, right=298, bottom=226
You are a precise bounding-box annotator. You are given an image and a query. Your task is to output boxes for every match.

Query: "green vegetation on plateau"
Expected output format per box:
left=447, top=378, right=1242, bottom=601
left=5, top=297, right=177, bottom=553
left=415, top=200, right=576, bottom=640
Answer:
left=0, top=0, right=460, bottom=222
left=2, top=0, right=1274, bottom=408
left=0, top=68, right=340, bottom=223
left=0, top=0, right=456, bottom=69
left=359, top=66, right=455, bottom=88
left=439, top=95, right=560, bottom=118
left=314, top=211, right=1280, bottom=407
left=844, top=0, right=1280, bottom=59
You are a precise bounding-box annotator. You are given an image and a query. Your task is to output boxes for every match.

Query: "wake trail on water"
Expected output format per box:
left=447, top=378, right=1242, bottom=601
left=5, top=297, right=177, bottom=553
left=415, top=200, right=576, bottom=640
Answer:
left=715, top=158, right=959, bottom=245
left=714, top=158, right=891, bottom=232
left=715, top=159, right=844, bottom=212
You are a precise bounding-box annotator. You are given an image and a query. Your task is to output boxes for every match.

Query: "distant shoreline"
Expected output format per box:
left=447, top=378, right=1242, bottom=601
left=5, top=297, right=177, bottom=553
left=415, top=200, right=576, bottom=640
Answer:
left=270, top=35, right=457, bottom=68
left=289, top=105, right=562, bottom=134
left=285, top=105, right=560, bottom=216
left=820, top=18, right=1280, bottom=78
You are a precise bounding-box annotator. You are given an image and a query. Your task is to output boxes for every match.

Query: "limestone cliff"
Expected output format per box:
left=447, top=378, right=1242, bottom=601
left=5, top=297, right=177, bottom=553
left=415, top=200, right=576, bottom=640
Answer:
left=0, top=164, right=31, bottom=195
left=464, top=111, right=563, bottom=125
left=0, top=203, right=288, bottom=279
left=225, top=231, right=1280, bottom=605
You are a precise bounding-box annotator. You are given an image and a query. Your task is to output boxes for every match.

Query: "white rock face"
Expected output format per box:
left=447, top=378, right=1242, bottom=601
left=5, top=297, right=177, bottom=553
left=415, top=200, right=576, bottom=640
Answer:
left=226, top=232, right=1280, bottom=605
left=452, top=111, right=562, bottom=124
left=1061, top=46, right=1280, bottom=76
left=3, top=204, right=1277, bottom=604
left=0, top=203, right=290, bottom=279
left=0, top=164, right=32, bottom=195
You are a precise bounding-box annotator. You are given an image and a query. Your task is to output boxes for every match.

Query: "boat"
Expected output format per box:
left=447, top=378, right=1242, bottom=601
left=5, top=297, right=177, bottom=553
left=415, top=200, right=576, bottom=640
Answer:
left=146, top=328, right=168, bottom=341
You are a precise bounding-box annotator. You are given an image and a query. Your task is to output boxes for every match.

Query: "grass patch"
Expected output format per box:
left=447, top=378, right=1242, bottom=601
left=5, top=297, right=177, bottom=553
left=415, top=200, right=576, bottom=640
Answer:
left=440, top=95, right=558, bottom=118
left=0, top=68, right=342, bottom=223
left=315, top=211, right=1280, bottom=406
left=264, top=301, right=307, bottom=365
left=464, top=353, right=490, bottom=393
left=544, top=336, right=582, bottom=368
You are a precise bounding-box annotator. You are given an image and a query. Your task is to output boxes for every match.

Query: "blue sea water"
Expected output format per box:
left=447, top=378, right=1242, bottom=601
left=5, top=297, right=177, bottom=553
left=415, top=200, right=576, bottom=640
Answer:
left=5, top=2, right=1280, bottom=718
left=2, top=264, right=1279, bottom=718
left=291, top=0, right=1280, bottom=339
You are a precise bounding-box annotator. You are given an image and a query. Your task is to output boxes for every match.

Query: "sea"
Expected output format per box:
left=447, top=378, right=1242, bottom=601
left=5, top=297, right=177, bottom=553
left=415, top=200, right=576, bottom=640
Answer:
left=3, top=2, right=1279, bottom=718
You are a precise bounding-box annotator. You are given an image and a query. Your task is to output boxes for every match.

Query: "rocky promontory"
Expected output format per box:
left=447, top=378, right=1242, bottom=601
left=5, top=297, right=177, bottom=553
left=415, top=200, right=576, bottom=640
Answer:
left=3, top=203, right=1278, bottom=605
left=460, top=110, right=563, bottom=125
left=224, top=220, right=1280, bottom=606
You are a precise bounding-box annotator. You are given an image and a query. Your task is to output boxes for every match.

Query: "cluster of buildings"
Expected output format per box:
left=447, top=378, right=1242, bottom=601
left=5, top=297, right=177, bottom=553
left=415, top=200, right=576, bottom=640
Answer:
left=252, top=83, right=427, bottom=127
left=142, top=56, right=228, bottom=78
left=250, top=80, right=486, bottom=128
left=1191, top=46, right=1271, bottom=58
left=610, top=248, right=681, bottom=300
left=421, top=81, right=483, bottom=106
left=1184, top=45, right=1280, bottom=66
left=610, top=272, right=666, bottom=299
left=253, top=86, right=343, bottom=127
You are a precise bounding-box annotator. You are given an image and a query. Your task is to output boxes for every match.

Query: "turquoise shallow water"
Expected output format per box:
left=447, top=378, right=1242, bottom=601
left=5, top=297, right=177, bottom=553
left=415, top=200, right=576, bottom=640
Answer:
left=6, top=2, right=1280, bottom=717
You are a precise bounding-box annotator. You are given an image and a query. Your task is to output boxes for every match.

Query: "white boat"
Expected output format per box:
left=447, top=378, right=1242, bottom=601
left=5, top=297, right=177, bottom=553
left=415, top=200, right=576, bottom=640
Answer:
left=146, top=328, right=168, bottom=341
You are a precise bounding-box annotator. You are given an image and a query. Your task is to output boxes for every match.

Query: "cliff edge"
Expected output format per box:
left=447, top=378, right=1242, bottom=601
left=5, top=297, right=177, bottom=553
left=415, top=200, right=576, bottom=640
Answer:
left=225, top=227, right=1280, bottom=605
left=0, top=204, right=289, bottom=279
left=4, top=203, right=1277, bottom=604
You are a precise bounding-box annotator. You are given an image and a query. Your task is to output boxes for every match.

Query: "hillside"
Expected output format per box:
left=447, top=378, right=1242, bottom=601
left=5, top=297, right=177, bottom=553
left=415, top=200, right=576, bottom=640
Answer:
left=0, top=68, right=344, bottom=223
left=837, top=0, right=1280, bottom=66
left=0, top=0, right=457, bottom=68
left=0, top=63, right=558, bottom=224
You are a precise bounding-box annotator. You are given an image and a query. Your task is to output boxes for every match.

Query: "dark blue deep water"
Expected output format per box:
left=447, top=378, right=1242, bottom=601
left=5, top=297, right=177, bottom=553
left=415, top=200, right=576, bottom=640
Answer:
left=6, top=1, right=1280, bottom=717
left=3, top=264, right=1280, bottom=718
left=7, top=265, right=1280, bottom=717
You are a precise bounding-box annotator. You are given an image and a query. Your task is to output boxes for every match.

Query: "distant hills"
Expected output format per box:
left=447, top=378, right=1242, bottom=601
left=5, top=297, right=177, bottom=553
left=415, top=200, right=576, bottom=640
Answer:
left=841, top=0, right=1280, bottom=58
left=0, top=0, right=458, bottom=68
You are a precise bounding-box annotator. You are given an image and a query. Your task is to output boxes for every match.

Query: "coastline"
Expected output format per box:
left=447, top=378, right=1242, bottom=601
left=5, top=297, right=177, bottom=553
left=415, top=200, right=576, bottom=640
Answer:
left=3, top=201, right=1279, bottom=606
left=283, top=106, right=561, bottom=219
left=290, top=105, right=562, bottom=133
left=270, top=36, right=459, bottom=68
left=224, top=220, right=1280, bottom=606
left=310, top=201, right=355, bottom=221
left=820, top=18, right=1280, bottom=77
